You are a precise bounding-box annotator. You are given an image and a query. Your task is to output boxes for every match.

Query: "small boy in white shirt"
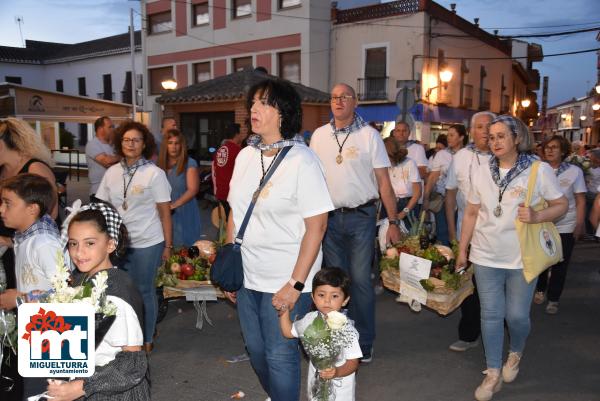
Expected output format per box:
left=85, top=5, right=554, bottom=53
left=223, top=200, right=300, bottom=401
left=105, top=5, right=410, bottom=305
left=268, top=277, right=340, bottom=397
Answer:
left=0, top=173, right=61, bottom=310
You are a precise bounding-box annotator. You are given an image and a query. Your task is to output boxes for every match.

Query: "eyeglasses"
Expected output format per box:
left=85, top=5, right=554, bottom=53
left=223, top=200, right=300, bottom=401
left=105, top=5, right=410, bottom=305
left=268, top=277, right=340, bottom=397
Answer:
left=545, top=145, right=560, bottom=151
left=122, top=138, right=143, bottom=145
left=330, top=95, right=355, bottom=103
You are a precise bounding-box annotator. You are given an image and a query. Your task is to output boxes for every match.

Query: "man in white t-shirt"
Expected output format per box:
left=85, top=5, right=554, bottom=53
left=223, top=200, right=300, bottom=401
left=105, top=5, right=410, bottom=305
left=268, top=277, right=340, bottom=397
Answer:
left=392, top=121, right=429, bottom=179
left=85, top=116, right=120, bottom=200
left=444, top=111, right=495, bottom=353
left=310, top=83, right=401, bottom=363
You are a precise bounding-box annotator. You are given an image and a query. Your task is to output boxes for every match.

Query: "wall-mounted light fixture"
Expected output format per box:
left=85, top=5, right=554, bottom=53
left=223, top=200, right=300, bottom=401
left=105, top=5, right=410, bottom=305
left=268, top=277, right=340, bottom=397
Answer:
left=161, top=78, right=178, bottom=91
left=426, top=62, right=453, bottom=100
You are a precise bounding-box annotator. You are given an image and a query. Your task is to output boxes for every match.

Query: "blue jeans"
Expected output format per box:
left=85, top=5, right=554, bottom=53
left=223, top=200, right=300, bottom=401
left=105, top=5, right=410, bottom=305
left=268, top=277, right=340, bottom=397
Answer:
left=237, top=287, right=311, bottom=401
left=474, top=264, right=537, bottom=369
left=323, top=205, right=377, bottom=354
left=122, top=242, right=164, bottom=343
left=434, top=205, right=450, bottom=246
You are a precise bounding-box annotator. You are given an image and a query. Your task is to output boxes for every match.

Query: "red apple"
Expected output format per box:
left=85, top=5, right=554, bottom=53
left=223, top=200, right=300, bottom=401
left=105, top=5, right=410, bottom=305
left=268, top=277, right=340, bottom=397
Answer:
left=208, top=254, right=216, bottom=264
left=181, top=263, right=195, bottom=277
left=178, top=272, right=186, bottom=280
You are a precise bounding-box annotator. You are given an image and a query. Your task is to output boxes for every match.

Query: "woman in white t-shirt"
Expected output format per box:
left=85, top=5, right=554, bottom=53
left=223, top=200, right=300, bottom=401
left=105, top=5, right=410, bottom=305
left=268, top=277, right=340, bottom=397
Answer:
left=456, top=116, right=567, bottom=401
left=96, top=121, right=172, bottom=353
left=224, top=79, right=334, bottom=401
left=533, top=136, right=586, bottom=314
left=383, top=137, right=421, bottom=230
left=424, top=126, right=466, bottom=245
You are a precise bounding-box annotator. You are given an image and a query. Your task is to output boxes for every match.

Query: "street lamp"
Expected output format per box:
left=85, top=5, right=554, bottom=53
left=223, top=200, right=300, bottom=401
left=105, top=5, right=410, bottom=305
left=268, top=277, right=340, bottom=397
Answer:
left=580, top=115, right=587, bottom=121
left=521, top=99, right=531, bottom=108
left=425, top=64, right=453, bottom=100
left=592, top=103, right=600, bottom=111
left=596, top=84, right=600, bottom=94
left=161, top=78, right=178, bottom=91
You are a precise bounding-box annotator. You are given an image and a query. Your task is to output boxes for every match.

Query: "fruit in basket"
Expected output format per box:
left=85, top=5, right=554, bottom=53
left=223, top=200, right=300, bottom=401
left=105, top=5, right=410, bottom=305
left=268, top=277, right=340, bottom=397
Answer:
left=385, top=247, right=399, bottom=258
left=178, top=272, right=186, bottom=280
left=208, top=253, right=216, bottom=264
left=193, top=240, right=216, bottom=259
left=170, top=262, right=181, bottom=274
left=181, top=263, right=195, bottom=278
left=178, top=248, right=189, bottom=258
left=188, top=246, right=200, bottom=259
left=434, top=245, right=454, bottom=261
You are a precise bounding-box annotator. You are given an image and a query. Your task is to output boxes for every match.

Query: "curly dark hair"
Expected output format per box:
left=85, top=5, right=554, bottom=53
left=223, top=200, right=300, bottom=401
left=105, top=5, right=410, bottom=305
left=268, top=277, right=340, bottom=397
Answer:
left=312, top=267, right=351, bottom=299
left=246, top=79, right=302, bottom=139
left=113, top=120, right=156, bottom=159
left=543, top=135, right=571, bottom=161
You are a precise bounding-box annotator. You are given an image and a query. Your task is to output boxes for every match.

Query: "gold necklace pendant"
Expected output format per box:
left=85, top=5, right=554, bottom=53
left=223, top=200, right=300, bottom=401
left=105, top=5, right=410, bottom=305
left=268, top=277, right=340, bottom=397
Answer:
left=336, top=154, right=343, bottom=164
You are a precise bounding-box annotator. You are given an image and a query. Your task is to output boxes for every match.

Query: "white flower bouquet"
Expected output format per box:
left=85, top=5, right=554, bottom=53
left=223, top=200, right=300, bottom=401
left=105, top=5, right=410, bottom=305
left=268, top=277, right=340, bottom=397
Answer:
left=45, top=253, right=117, bottom=348
left=300, top=311, right=356, bottom=401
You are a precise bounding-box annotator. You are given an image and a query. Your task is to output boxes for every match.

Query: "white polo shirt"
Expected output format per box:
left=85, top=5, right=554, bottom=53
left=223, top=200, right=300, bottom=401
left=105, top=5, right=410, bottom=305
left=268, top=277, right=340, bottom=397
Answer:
left=554, top=164, right=587, bottom=233
left=310, top=124, right=390, bottom=208
left=467, top=161, right=563, bottom=269
left=96, top=162, right=171, bottom=248
left=228, top=144, right=334, bottom=293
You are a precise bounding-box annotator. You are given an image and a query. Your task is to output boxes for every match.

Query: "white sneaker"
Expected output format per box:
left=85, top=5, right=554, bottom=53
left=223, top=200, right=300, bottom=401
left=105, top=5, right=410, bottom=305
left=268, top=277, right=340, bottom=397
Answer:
left=449, top=339, right=480, bottom=352
left=502, top=352, right=521, bottom=383
left=475, top=369, right=502, bottom=401
left=545, top=301, right=559, bottom=314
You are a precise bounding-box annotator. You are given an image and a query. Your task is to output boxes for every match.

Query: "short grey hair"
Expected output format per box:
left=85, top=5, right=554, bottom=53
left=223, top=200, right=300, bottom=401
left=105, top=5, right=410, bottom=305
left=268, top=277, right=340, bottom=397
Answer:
left=491, top=115, right=534, bottom=153
left=469, top=111, right=496, bottom=131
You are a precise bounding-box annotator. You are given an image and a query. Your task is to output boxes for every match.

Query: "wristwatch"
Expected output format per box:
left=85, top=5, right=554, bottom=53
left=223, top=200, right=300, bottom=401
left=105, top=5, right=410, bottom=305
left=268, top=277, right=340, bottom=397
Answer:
left=402, top=207, right=410, bottom=213
left=388, top=219, right=400, bottom=226
left=288, top=278, right=305, bottom=292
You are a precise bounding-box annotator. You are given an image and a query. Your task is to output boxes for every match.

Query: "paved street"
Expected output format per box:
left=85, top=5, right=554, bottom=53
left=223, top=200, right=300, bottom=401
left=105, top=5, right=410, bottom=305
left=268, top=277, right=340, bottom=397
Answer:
left=65, top=176, right=600, bottom=401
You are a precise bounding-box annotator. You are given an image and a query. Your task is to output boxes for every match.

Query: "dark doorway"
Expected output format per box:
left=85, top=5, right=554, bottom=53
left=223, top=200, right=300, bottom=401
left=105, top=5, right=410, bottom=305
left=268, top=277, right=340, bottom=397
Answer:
left=180, top=111, right=235, bottom=162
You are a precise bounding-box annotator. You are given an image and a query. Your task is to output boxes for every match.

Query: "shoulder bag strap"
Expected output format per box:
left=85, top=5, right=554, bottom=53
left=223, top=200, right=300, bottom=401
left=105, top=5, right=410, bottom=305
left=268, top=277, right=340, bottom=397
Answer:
left=524, top=161, right=540, bottom=208
left=234, top=145, right=293, bottom=245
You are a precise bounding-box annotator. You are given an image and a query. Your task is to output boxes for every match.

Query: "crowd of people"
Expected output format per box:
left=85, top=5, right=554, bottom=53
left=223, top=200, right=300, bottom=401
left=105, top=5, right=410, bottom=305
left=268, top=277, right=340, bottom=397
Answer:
left=0, top=77, right=599, bottom=401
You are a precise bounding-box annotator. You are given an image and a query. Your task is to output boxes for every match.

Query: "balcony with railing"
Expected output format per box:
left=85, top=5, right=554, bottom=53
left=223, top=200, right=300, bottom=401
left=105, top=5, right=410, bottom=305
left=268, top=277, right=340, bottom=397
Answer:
left=357, top=77, right=389, bottom=101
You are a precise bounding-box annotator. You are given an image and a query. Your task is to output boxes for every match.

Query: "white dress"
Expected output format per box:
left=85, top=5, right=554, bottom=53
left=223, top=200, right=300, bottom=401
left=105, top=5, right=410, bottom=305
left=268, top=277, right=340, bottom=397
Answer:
left=292, top=311, right=362, bottom=401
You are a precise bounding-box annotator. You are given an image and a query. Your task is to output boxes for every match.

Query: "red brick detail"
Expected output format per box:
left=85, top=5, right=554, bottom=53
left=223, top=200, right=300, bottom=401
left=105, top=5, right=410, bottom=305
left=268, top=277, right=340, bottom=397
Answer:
left=256, top=53, right=271, bottom=73
left=176, top=64, right=188, bottom=88
left=148, top=34, right=301, bottom=66
left=175, top=0, right=187, bottom=37
left=146, top=0, right=171, bottom=15
left=213, top=59, right=227, bottom=77
left=192, top=0, right=207, bottom=3
left=257, top=0, right=272, bottom=22
left=214, top=0, right=226, bottom=30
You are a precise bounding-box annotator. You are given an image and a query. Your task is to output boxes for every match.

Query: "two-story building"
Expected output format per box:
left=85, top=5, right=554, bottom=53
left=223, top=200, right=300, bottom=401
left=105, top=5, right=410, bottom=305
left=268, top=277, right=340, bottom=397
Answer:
left=545, top=94, right=598, bottom=144
left=330, top=0, right=542, bottom=143
left=142, top=0, right=331, bottom=131
left=0, top=31, right=142, bottom=148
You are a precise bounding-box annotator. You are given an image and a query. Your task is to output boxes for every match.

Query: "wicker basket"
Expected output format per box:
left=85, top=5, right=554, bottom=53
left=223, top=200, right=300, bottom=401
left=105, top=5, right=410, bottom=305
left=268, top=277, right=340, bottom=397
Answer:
left=381, top=268, right=474, bottom=316
left=163, top=279, right=224, bottom=299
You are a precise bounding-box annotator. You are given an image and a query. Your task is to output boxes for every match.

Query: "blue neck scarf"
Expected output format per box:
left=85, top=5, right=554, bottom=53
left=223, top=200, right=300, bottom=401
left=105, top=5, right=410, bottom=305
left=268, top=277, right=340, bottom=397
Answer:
left=489, top=152, right=533, bottom=189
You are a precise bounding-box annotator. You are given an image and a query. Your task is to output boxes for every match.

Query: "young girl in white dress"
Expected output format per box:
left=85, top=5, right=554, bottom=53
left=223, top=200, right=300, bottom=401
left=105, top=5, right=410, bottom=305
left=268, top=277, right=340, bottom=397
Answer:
left=45, top=203, right=149, bottom=401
